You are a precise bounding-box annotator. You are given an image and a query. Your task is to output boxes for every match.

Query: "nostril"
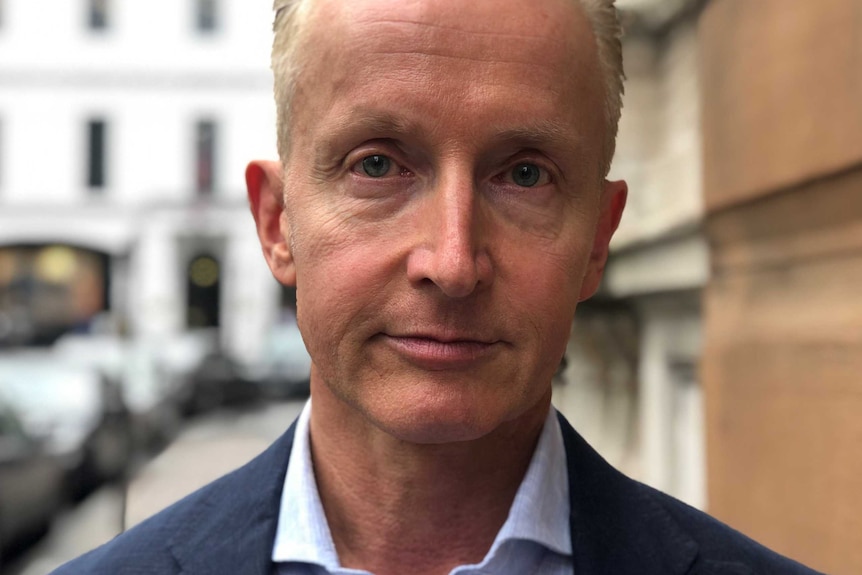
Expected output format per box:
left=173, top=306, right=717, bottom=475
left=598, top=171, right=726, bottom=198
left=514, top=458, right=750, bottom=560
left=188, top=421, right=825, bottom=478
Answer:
left=406, top=245, right=484, bottom=298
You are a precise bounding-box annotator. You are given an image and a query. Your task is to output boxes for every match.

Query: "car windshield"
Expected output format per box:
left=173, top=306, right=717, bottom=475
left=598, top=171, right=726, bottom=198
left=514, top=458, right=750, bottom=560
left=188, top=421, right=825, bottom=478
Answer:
left=265, top=322, right=311, bottom=364
left=0, top=362, right=100, bottom=420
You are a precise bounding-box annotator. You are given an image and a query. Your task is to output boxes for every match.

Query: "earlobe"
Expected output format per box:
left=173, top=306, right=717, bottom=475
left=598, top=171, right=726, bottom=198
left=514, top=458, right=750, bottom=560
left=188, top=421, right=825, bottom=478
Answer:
left=578, top=179, right=627, bottom=301
left=246, top=160, right=296, bottom=286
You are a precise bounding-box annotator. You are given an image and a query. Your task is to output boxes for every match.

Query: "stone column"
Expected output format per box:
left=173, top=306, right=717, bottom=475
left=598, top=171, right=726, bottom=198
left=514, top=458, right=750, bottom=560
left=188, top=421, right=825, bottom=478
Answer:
left=700, top=1, right=862, bottom=573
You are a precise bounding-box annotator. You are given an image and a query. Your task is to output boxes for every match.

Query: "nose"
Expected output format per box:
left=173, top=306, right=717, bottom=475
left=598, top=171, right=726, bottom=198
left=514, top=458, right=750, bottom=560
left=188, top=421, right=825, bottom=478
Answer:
left=406, top=173, right=493, bottom=298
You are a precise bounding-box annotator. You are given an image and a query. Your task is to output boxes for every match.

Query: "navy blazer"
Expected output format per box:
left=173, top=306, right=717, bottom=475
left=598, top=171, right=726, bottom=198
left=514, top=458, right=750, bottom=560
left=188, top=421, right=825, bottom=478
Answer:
left=52, top=413, right=823, bottom=575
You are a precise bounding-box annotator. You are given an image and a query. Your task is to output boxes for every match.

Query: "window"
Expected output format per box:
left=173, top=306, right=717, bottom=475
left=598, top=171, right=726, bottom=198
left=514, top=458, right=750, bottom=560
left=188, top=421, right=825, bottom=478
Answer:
left=87, top=119, right=107, bottom=190
left=88, top=0, right=109, bottom=30
left=196, top=0, right=217, bottom=32
left=195, top=120, right=216, bottom=196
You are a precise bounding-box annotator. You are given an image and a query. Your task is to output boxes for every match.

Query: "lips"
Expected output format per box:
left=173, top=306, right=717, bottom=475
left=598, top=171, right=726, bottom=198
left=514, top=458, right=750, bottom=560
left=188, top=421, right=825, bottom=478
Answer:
left=380, top=333, right=502, bottom=370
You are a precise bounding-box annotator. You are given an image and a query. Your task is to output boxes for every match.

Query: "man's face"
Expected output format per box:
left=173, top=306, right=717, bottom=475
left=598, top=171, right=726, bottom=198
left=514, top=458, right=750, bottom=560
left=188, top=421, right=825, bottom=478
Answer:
left=264, top=0, right=624, bottom=443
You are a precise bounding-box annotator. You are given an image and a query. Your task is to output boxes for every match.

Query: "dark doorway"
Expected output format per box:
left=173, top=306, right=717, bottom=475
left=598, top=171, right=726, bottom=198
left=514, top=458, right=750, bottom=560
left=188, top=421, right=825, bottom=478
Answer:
left=186, top=254, right=221, bottom=329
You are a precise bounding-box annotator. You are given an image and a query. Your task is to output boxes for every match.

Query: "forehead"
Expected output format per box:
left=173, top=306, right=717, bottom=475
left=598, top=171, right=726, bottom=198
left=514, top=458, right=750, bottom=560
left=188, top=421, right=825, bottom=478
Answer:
left=288, top=0, right=604, bottom=161
left=301, top=0, right=597, bottom=79
left=311, top=0, right=583, bottom=50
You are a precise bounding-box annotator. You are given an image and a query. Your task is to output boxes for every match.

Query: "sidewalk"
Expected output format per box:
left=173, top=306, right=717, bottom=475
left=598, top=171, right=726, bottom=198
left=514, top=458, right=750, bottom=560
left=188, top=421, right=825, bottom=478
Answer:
left=125, top=400, right=304, bottom=528
left=3, top=400, right=304, bottom=575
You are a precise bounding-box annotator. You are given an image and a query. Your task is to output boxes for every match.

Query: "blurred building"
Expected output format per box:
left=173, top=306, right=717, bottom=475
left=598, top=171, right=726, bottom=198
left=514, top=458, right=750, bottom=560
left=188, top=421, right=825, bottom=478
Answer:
left=0, top=0, right=282, bottom=361
left=554, top=1, right=861, bottom=573
left=700, top=2, right=861, bottom=573
left=554, top=0, right=709, bottom=510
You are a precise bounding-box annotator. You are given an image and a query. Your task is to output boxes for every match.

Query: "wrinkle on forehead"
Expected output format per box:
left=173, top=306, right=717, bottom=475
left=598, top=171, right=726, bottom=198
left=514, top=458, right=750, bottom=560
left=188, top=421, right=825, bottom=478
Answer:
left=356, top=26, right=559, bottom=67
left=374, top=17, right=564, bottom=41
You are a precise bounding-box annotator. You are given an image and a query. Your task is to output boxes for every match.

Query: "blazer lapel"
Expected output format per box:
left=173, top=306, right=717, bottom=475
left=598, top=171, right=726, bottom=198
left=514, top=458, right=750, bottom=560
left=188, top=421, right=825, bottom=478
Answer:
left=168, top=422, right=297, bottom=575
left=558, top=412, right=699, bottom=575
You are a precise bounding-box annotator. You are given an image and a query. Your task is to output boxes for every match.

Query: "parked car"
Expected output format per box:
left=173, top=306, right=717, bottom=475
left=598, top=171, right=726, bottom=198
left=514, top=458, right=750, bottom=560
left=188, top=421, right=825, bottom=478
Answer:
left=54, top=334, right=184, bottom=453
left=240, top=320, right=311, bottom=399
left=156, top=329, right=224, bottom=416
left=0, top=353, right=133, bottom=500
left=0, top=397, right=65, bottom=554
left=121, top=342, right=183, bottom=452
left=181, top=351, right=261, bottom=415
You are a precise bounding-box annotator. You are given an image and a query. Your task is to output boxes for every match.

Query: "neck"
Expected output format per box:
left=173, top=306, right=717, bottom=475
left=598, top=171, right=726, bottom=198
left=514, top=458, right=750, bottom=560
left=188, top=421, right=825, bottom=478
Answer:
left=308, top=379, right=551, bottom=575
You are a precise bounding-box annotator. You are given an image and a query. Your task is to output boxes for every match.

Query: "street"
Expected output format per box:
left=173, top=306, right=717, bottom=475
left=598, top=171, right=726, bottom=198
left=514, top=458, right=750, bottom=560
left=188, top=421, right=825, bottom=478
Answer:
left=3, top=399, right=305, bottom=575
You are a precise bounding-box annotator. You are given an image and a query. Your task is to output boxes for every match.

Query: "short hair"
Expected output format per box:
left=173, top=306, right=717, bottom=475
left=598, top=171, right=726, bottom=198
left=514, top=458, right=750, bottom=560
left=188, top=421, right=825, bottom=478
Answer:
left=271, top=0, right=624, bottom=177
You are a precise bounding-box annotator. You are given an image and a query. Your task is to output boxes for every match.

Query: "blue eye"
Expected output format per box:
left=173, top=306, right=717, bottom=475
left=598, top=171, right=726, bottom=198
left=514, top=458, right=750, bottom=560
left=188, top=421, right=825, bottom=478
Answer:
left=361, top=155, right=392, bottom=178
left=512, top=164, right=541, bottom=187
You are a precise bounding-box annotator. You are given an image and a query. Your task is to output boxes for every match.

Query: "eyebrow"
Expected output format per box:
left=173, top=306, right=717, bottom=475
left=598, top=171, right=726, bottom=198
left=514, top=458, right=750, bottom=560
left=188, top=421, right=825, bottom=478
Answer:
left=312, top=110, right=422, bottom=168
left=323, top=111, right=419, bottom=142
left=315, top=110, right=583, bottom=163
left=488, top=121, right=580, bottom=154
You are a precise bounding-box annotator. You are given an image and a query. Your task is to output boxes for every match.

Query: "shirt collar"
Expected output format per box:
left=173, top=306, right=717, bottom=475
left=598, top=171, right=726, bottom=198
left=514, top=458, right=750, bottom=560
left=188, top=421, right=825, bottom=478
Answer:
left=272, top=400, right=572, bottom=567
left=492, top=405, right=572, bottom=556
left=272, top=399, right=341, bottom=569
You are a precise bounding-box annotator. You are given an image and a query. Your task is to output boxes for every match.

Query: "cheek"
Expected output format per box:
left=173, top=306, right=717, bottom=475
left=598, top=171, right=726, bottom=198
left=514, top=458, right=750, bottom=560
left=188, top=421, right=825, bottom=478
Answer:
left=502, top=240, right=589, bottom=346
left=292, top=227, right=397, bottom=360
left=506, top=232, right=590, bottom=299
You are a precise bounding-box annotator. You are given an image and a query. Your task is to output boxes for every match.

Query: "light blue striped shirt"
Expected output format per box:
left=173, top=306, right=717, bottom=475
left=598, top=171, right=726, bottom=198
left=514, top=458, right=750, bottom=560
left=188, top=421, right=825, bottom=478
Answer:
left=272, top=401, right=572, bottom=574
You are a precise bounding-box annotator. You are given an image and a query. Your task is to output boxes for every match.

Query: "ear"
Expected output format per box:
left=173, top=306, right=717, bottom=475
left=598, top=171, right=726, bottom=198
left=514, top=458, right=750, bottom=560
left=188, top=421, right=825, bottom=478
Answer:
left=246, top=160, right=296, bottom=286
left=578, top=179, right=627, bottom=301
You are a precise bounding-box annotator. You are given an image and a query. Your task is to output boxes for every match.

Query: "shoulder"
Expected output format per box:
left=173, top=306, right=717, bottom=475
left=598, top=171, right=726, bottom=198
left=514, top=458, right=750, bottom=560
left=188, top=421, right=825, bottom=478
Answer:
left=645, top=485, right=824, bottom=575
left=49, top=483, right=211, bottom=574
left=50, top=422, right=297, bottom=575
left=555, top=411, right=824, bottom=575
left=49, top=511, right=184, bottom=574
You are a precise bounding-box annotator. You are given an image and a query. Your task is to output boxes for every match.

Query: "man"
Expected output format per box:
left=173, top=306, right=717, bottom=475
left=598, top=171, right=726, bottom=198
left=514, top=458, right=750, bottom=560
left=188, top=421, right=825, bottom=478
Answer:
left=54, top=0, right=822, bottom=573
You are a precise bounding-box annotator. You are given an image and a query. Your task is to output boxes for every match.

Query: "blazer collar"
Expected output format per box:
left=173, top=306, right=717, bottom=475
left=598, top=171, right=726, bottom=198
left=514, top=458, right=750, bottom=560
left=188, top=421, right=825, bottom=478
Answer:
left=168, top=421, right=298, bottom=575
left=558, top=412, right=699, bottom=575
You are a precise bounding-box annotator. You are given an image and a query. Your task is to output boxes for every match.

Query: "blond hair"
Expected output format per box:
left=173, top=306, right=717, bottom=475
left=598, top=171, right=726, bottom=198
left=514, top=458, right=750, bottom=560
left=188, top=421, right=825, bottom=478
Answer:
left=271, top=0, right=624, bottom=176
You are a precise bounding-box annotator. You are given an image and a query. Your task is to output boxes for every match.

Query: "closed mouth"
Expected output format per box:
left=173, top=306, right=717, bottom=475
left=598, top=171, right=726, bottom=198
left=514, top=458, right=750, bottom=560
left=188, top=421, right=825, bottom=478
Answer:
left=380, top=333, right=502, bottom=370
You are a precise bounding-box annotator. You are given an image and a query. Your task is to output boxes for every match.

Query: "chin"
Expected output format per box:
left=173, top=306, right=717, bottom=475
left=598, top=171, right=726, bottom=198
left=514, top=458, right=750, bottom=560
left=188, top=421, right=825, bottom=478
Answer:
left=313, top=365, right=549, bottom=445
left=380, top=418, right=497, bottom=445
left=366, top=388, right=522, bottom=445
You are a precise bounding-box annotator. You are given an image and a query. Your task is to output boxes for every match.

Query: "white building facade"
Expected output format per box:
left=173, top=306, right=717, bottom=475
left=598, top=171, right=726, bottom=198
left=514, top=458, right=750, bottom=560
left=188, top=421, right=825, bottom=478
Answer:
left=0, top=0, right=282, bottom=361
